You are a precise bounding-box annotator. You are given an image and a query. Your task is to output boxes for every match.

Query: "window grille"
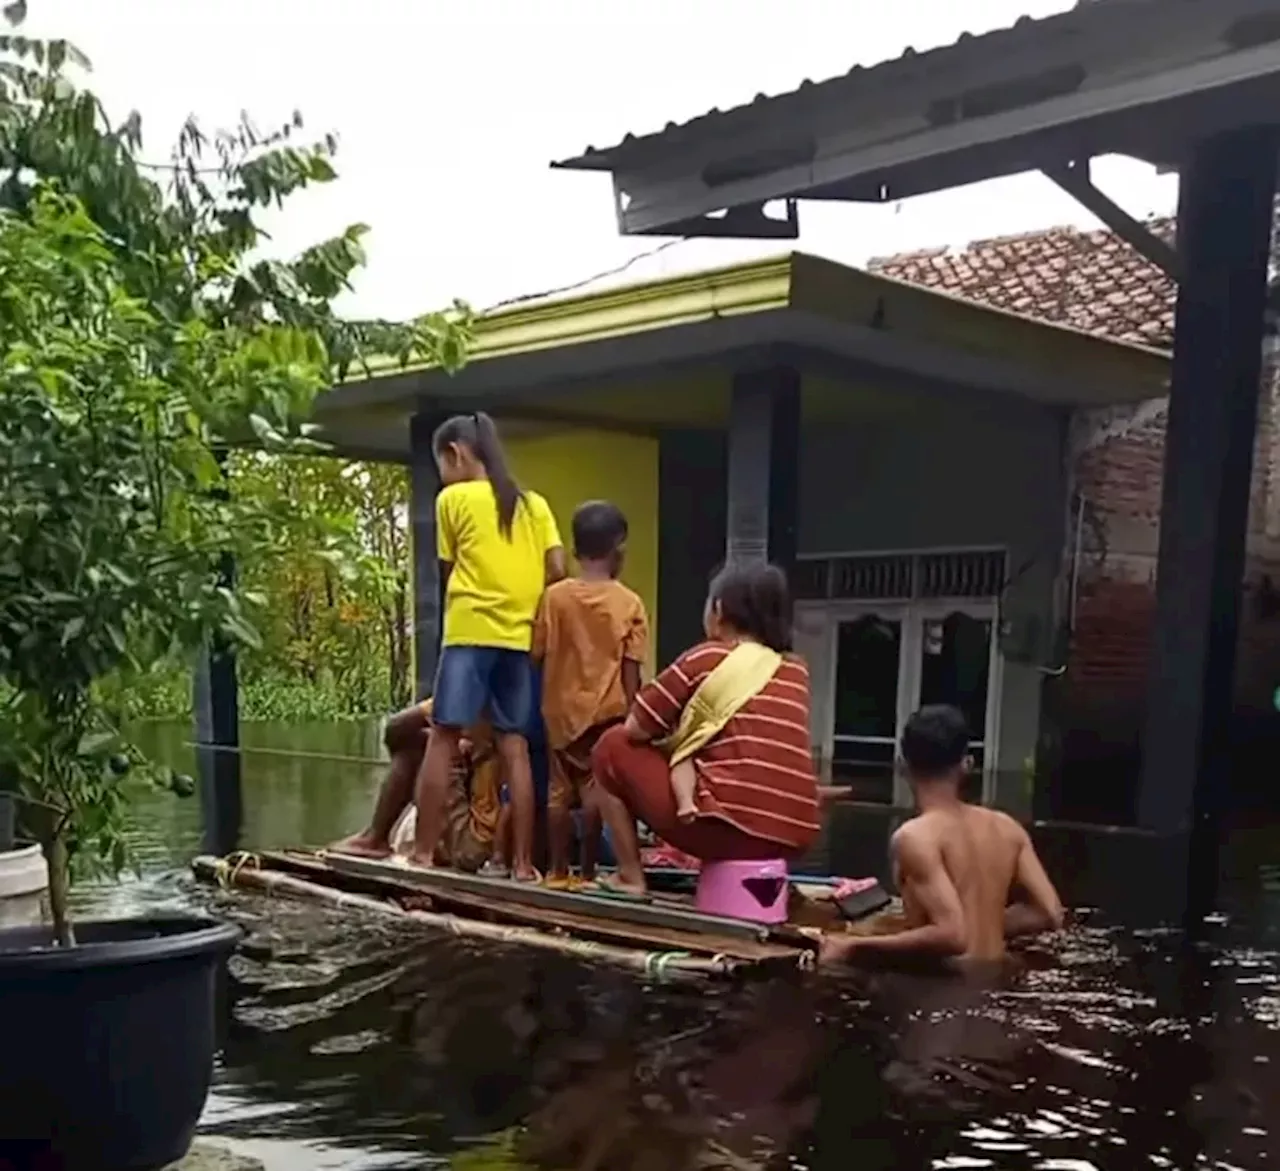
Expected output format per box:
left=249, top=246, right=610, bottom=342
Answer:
left=796, top=548, right=1006, bottom=601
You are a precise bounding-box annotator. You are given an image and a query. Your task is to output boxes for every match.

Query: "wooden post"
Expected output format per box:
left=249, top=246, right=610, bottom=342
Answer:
left=1138, top=125, right=1279, bottom=924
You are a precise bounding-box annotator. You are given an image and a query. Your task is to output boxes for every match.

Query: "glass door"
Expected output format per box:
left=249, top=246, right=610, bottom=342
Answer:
left=905, top=604, right=997, bottom=804
left=830, top=609, right=907, bottom=804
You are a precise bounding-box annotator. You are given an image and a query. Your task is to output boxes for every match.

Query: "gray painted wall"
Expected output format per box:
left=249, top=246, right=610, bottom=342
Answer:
left=797, top=396, right=1069, bottom=814
left=653, top=390, right=1069, bottom=816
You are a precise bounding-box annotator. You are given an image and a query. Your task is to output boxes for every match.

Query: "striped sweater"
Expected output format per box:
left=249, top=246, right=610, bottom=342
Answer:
left=631, top=640, right=820, bottom=852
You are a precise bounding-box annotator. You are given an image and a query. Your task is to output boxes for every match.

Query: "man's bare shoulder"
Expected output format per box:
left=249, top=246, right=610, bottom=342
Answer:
left=890, top=815, right=944, bottom=857
left=969, top=805, right=1029, bottom=841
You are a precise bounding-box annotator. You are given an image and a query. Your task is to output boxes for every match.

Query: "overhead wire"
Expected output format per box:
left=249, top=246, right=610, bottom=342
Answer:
left=478, top=237, right=689, bottom=314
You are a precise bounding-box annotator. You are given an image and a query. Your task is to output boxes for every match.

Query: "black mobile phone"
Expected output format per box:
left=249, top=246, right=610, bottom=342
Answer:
left=835, top=882, right=892, bottom=923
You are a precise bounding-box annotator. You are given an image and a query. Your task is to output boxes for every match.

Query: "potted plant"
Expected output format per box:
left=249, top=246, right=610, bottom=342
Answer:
left=0, top=9, right=468, bottom=1169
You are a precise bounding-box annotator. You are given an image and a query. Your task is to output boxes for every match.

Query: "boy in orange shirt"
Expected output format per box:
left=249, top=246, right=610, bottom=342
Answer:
left=532, top=501, right=648, bottom=886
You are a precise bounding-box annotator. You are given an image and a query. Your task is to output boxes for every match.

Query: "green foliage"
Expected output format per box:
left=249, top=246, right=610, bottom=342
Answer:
left=231, top=453, right=413, bottom=717
left=0, top=13, right=468, bottom=942
left=104, top=454, right=413, bottom=726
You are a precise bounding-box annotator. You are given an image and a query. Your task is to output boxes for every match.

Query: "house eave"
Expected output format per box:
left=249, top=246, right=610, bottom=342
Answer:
left=552, top=0, right=1280, bottom=238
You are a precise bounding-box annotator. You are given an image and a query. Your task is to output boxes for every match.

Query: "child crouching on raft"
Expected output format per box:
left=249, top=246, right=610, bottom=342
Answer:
left=389, top=699, right=501, bottom=871
left=405, top=411, right=565, bottom=882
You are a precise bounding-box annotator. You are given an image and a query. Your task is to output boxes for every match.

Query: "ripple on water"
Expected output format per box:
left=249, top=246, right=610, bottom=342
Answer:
left=66, top=724, right=1280, bottom=1169
left=64, top=861, right=1280, bottom=1170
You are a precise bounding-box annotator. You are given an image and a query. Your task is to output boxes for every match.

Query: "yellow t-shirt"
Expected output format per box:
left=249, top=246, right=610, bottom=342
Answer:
left=436, top=480, right=561, bottom=650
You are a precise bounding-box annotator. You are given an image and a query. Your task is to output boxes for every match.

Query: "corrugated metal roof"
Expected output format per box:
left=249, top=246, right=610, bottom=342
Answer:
left=555, top=0, right=1164, bottom=170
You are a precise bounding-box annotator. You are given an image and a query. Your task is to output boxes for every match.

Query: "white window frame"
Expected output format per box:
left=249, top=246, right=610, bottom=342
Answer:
left=796, top=596, right=1003, bottom=807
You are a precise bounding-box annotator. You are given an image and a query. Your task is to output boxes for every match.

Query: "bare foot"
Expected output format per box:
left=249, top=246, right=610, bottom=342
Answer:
left=401, top=851, right=437, bottom=870
left=675, top=802, right=698, bottom=825
left=511, top=865, right=543, bottom=884
left=326, top=833, right=391, bottom=860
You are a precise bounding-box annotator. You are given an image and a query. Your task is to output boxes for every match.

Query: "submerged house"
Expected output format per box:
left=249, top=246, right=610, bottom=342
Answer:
left=316, top=249, right=1172, bottom=822
left=873, top=222, right=1280, bottom=820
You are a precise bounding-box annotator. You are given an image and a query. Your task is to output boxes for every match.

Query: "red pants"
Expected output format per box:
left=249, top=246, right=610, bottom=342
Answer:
left=590, top=725, right=793, bottom=863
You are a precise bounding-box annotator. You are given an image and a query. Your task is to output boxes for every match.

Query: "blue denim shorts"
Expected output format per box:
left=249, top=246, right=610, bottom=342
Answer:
left=431, top=646, right=534, bottom=734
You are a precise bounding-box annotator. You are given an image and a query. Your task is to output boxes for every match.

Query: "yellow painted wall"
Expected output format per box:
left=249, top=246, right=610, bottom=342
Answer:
left=506, top=428, right=660, bottom=663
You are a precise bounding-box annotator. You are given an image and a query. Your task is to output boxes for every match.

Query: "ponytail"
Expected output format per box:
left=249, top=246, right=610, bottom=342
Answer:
left=471, top=412, right=522, bottom=537
left=432, top=411, right=524, bottom=537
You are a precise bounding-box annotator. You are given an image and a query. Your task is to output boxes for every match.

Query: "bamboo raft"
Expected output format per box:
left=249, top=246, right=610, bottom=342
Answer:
left=192, top=848, right=904, bottom=982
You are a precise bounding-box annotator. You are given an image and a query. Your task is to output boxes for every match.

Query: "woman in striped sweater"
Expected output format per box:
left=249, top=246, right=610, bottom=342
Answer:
left=589, top=562, right=820, bottom=895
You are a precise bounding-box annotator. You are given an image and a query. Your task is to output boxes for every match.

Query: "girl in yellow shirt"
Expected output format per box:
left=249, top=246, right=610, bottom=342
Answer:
left=409, top=412, right=565, bottom=881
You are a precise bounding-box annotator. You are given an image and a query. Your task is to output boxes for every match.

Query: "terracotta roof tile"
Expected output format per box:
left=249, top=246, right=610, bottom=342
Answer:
left=868, top=219, right=1177, bottom=349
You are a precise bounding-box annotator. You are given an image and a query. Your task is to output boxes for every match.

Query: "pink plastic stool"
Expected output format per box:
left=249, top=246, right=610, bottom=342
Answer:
left=695, top=858, right=789, bottom=924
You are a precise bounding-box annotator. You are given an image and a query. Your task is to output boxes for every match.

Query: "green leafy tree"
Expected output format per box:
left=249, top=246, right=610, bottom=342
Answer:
left=0, top=11, right=469, bottom=943
left=228, top=453, right=411, bottom=721
left=100, top=450, right=412, bottom=726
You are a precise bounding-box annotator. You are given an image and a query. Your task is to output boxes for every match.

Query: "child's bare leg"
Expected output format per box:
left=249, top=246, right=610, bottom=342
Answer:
left=545, top=755, right=575, bottom=880
left=408, top=725, right=462, bottom=866
left=547, top=804, right=574, bottom=880
left=496, top=732, right=539, bottom=881
left=671, top=759, right=699, bottom=823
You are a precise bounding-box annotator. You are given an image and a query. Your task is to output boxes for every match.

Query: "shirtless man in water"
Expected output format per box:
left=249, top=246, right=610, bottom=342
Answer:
left=821, top=704, right=1063, bottom=968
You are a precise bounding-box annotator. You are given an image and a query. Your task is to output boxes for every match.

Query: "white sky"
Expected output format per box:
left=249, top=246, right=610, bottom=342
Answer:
left=29, top=0, right=1179, bottom=320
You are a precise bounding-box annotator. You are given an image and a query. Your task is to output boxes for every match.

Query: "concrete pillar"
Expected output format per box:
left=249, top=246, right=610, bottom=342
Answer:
left=194, top=548, right=241, bottom=857
left=725, top=366, right=801, bottom=570
left=409, top=411, right=444, bottom=699
left=656, top=429, right=727, bottom=665
left=1139, top=126, right=1278, bottom=920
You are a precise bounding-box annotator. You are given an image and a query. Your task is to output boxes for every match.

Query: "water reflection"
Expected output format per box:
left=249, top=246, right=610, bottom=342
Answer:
left=195, top=896, right=1280, bottom=1170
left=71, top=721, right=1280, bottom=1170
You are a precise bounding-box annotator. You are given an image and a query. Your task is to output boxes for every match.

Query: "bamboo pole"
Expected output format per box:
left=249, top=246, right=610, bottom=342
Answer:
left=192, top=855, right=749, bottom=982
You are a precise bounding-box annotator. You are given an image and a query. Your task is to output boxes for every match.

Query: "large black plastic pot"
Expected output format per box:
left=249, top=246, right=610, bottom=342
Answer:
left=0, top=914, right=241, bottom=1171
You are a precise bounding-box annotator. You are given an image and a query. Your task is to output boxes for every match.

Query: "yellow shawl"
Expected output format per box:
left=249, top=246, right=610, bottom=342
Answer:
left=660, top=642, right=782, bottom=766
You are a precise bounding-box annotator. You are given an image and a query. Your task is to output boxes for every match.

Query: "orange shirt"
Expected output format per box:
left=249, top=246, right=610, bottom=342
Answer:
left=533, top=578, right=649, bottom=749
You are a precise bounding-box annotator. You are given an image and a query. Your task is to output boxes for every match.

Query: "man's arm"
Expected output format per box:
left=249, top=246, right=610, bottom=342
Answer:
left=1004, top=825, right=1064, bottom=938
left=832, top=829, right=968, bottom=960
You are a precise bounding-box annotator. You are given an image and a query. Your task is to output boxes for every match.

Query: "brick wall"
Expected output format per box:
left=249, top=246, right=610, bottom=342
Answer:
left=1054, top=367, right=1280, bottom=814
left=868, top=214, right=1280, bottom=816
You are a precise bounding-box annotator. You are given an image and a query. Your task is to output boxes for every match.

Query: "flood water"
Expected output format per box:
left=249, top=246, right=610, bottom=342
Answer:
left=78, top=720, right=1280, bottom=1170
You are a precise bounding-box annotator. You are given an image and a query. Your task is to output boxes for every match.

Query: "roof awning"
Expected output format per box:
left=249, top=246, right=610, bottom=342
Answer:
left=553, top=0, right=1280, bottom=238
left=312, top=252, right=1169, bottom=460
